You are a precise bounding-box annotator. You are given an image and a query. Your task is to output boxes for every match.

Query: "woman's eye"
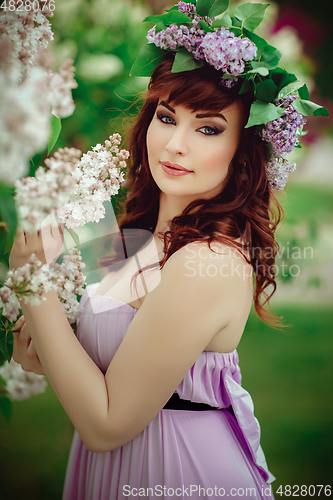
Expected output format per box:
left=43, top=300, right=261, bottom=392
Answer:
left=199, top=126, right=220, bottom=136
left=157, top=114, right=175, bottom=125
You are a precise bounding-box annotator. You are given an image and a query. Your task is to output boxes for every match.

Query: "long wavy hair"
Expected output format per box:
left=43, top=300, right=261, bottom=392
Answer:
left=100, top=57, right=284, bottom=325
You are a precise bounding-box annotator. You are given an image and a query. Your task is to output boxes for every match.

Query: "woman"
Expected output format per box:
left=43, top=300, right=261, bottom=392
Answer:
left=10, top=2, right=326, bottom=498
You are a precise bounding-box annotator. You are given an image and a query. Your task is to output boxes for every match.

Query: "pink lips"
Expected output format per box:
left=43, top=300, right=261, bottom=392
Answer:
left=161, top=161, right=193, bottom=176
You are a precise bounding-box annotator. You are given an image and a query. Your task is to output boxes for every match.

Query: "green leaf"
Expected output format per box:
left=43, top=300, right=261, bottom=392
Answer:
left=47, top=114, right=62, bottom=155
left=165, top=5, right=180, bottom=12
left=298, top=83, right=310, bottom=101
left=234, top=3, right=269, bottom=31
left=0, top=350, right=6, bottom=367
left=171, top=47, right=205, bottom=72
left=270, top=68, right=298, bottom=93
left=65, top=227, right=80, bottom=249
left=144, top=11, right=191, bottom=25
left=248, top=66, right=269, bottom=76
left=196, top=0, right=214, bottom=16
left=255, top=79, right=278, bottom=102
left=198, top=19, right=212, bottom=32
left=0, top=397, right=13, bottom=423
left=0, top=187, right=17, bottom=254
left=211, top=13, right=232, bottom=28
left=313, top=107, right=329, bottom=117
left=293, top=99, right=329, bottom=117
left=239, top=76, right=254, bottom=94
left=0, top=328, right=13, bottom=362
left=197, top=0, right=229, bottom=17
left=260, top=45, right=281, bottom=69
left=130, top=44, right=166, bottom=77
left=230, top=16, right=242, bottom=27
left=245, top=99, right=285, bottom=128
left=209, top=0, right=229, bottom=18
left=243, top=28, right=267, bottom=49
left=155, top=22, right=167, bottom=34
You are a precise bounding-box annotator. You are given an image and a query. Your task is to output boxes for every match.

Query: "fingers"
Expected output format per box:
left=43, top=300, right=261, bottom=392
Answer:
left=12, top=323, right=45, bottom=375
left=41, top=223, right=64, bottom=264
left=12, top=315, right=25, bottom=332
left=15, top=228, right=26, bottom=247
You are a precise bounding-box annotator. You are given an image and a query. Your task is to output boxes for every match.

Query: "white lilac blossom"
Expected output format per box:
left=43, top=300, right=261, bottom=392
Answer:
left=0, top=4, right=77, bottom=184
left=0, top=68, right=52, bottom=184
left=49, top=59, right=78, bottom=119
left=4, top=254, right=54, bottom=310
left=0, top=286, right=20, bottom=323
left=15, top=135, right=129, bottom=232
left=0, top=2, right=54, bottom=84
left=0, top=360, right=47, bottom=401
left=0, top=248, right=86, bottom=324
left=15, top=148, right=82, bottom=233
left=265, top=157, right=296, bottom=191
left=260, top=94, right=306, bottom=190
left=51, top=248, right=86, bottom=323
left=58, top=134, right=129, bottom=230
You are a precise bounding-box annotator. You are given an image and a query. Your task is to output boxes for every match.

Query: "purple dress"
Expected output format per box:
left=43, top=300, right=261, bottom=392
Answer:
left=62, top=283, right=275, bottom=500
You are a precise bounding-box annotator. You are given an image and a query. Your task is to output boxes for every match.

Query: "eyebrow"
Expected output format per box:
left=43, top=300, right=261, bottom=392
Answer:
left=158, top=101, right=228, bottom=123
left=196, top=111, right=228, bottom=123
left=158, top=101, right=175, bottom=113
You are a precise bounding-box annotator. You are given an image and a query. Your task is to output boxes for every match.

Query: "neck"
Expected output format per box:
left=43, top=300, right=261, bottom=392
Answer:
left=154, top=192, right=198, bottom=235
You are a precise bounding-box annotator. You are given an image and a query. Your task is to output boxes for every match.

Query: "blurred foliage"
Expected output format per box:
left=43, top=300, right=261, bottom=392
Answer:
left=49, top=0, right=151, bottom=155
left=273, top=0, right=333, bottom=103
left=274, top=183, right=333, bottom=284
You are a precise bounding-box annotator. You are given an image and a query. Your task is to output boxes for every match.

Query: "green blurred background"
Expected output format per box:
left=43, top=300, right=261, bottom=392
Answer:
left=0, top=0, right=332, bottom=498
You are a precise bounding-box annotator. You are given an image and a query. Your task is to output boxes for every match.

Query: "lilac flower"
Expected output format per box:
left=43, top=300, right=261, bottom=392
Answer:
left=15, top=147, right=82, bottom=233
left=1, top=248, right=86, bottom=323
left=49, top=59, right=78, bottom=119
left=261, top=95, right=306, bottom=157
left=51, top=248, right=86, bottom=323
left=201, top=28, right=256, bottom=75
left=147, top=1, right=208, bottom=60
left=260, top=95, right=306, bottom=190
left=0, top=360, right=47, bottom=401
left=266, top=157, right=296, bottom=191
left=59, top=134, right=129, bottom=230
left=220, top=77, right=239, bottom=89
left=177, top=1, right=197, bottom=16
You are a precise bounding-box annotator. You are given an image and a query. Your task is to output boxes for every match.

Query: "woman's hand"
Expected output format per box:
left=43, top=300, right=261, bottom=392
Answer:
left=12, top=316, right=46, bottom=375
left=9, top=224, right=64, bottom=270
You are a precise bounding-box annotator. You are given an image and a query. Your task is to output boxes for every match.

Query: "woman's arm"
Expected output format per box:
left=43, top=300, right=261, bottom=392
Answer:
left=11, top=232, right=252, bottom=452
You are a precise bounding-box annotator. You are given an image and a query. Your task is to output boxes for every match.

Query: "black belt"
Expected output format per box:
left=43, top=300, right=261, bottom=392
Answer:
left=163, top=393, right=235, bottom=418
left=163, top=392, right=217, bottom=411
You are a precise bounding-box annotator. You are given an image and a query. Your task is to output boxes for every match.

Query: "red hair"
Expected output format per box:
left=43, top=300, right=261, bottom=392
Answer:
left=100, top=57, right=284, bottom=325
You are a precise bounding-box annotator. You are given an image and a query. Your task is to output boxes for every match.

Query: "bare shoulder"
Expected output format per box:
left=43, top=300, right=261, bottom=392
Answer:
left=162, top=240, right=253, bottom=288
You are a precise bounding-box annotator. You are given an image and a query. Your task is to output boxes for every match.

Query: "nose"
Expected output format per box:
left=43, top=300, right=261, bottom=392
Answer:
left=165, top=126, right=188, bottom=156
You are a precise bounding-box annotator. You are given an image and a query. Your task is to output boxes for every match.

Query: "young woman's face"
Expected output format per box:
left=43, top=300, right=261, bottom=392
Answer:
left=146, top=97, right=244, bottom=202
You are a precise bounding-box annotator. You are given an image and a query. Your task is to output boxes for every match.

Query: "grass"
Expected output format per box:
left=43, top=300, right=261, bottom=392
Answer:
left=238, top=304, right=333, bottom=492
left=0, top=305, right=332, bottom=499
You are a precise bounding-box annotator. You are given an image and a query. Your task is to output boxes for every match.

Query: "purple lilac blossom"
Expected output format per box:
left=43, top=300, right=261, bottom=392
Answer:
left=220, top=77, right=239, bottom=89
left=201, top=28, right=257, bottom=75
left=177, top=1, right=197, bottom=16
left=148, top=21, right=257, bottom=77
left=261, top=94, right=306, bottom=190
left=261, top=95, right=307, bottom=156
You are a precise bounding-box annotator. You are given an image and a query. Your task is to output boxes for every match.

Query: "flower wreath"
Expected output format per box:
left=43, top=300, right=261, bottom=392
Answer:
left=130, top=0, right=329, bottom=190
